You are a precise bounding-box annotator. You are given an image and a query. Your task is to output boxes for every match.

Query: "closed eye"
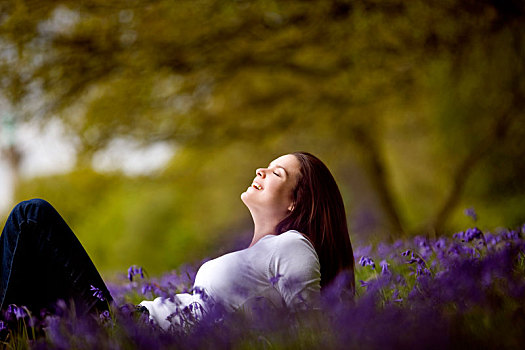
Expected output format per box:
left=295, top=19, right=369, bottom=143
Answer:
left=273, top=172, right=280, bottom=177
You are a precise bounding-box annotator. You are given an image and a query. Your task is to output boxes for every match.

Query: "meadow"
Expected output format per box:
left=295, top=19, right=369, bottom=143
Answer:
left=2, top=221, right=524, bottom=349
left=1, top=1, right=523, bottom=348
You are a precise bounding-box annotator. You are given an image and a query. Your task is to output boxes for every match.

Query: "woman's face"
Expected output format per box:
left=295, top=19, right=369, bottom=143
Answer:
left=241, top=154, right=301, bottom=219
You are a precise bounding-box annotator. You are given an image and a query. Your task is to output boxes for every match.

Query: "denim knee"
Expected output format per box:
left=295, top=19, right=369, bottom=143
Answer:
left=11, top=198, right=55, bottom=226
left=16, top=198, right=52, bottom=211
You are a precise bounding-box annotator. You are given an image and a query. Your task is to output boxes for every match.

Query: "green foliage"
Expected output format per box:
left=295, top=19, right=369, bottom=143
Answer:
left=12, top=145, right=270, bottom=276
left=12, top=168, right=211, bottom=277
left=1, top=0, right=524, bottom=267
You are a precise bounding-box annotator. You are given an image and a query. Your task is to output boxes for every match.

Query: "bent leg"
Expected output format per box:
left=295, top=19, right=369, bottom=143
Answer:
left=0, top=199, right=112, bottom=316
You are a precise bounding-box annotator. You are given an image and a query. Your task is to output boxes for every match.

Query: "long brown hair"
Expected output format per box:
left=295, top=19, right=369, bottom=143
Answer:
left=275, top=152, right=355, bottom=292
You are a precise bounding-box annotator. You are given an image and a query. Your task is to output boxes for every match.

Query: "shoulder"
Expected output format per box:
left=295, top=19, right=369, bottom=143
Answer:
left=275, top=230, right=315, bottom=250
left=270, top=230, right=319, bottom=265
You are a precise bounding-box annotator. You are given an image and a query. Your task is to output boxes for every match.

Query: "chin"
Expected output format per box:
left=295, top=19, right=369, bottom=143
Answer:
left=240, top=191, right=249, bottom=204
left=240, top=192, right=258, bottom=211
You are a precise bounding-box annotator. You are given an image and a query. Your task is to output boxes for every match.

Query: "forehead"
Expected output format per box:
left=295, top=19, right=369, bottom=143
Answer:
left=269, top=154, right=301, bottom=175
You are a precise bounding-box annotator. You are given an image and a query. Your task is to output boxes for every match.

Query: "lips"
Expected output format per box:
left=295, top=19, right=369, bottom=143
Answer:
left=252, top=182, right=263, bottom=190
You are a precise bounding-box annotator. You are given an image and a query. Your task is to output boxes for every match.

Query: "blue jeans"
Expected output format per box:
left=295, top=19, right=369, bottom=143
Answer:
left=0, top=199, right=112, bottom=316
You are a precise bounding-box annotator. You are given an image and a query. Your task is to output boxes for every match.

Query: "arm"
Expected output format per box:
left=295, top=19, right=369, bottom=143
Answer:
left=269, top=231, right=321, bottom=310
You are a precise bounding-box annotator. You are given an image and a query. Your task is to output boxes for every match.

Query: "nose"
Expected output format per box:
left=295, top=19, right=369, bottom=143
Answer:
left=256, top=168, right=266, bottom=178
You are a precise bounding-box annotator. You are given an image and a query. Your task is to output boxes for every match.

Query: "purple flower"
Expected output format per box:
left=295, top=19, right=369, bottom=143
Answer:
left=6, top=305, right=27, bottom=320
left=99, top=310, right=111, bottom=322
left=141, top=283, right=153, bottom=295
left=484, top=233, right=498, bottom=246
left=405, top=250, right=419, bottom=264
left=414, top=236, right=428, bottom=248
left=10, top=222, right=523, bottom=349
left=380, top=260, right=390, bottom=275
left=128, top=265, right=145, bottom=282
left=90, top=285, right=106, bottom=301
left=464, top=207, right=478, bottom=221
left=416, top=264, right=431, bottom=277
left=193, top=286, right=210, bottom=301
left=465, top=227, right=483, bottom=242
left=503, top=229, right=520, bottom=241
left=359, top=256, right=375, bottom=269
left=453, top=231, right=465, bottom=241
left=188, top=302, right=203, bottom=313
left=433, top=238, right=447, bottom=250
left=391, top=288, right=403, bottom=303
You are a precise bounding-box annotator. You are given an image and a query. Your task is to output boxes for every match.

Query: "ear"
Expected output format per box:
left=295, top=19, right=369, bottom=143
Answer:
left=288, top=202, right=295, bottom=212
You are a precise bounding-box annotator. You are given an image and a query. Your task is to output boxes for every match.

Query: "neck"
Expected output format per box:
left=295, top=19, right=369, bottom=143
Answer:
left=248, top=213, right=282, bottom=247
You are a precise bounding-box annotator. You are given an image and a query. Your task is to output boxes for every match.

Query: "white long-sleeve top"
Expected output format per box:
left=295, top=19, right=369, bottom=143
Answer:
left=139, top=230, right=321, bottom=330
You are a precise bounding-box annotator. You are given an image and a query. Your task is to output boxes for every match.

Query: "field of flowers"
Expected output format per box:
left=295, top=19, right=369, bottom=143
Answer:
left=2, top=221, right=525, bottom=349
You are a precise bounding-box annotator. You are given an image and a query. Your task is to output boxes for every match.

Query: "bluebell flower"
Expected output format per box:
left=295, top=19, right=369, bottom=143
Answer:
left=99, top=310, right=111, bottom=322
left=193, top=286, right=210, bottom=302
left=188, top=302, right=202, bottom=313
left=166, top=310, right=177, bottom=323
left=7, top=305, right=27, bottom=320
left=7, top=226, right=525, bottom=349
left=453, top=231, right=465, bottom=241
left=359, top=256, right=375, bottom=269
left=433, top=237, right=446, bottom=250
left=127, top=265, right=145, bottom=282
left=465, top=227, right=483, bottom=242
left=141, top=283, right=153, bottom=295
left=503, top=229, right=520, bottom=240
left=391, top=288, right=403, bottom=303
left=414, top=236, right=428, bottom=248
left=464, top=207, right=478, bottom=221
left=416, top=264, right=431, bottom=277
left=485, top=233, right=498, bottom=246
left=380, top=260, right=390, bottom=275
left=90, top=285, right=106, bottom=301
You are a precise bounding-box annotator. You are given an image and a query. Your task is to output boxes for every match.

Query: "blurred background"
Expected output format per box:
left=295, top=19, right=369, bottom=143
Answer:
left=0, top=0, right=524, bottom=280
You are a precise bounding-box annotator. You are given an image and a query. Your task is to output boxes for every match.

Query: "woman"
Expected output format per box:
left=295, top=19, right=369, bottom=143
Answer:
left=0, top=152, right=354, bottom=329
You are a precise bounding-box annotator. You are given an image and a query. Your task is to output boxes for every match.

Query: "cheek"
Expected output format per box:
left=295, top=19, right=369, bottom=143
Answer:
left=263, top=184, right=286, bottom=202
left=273, top=184, right=294, bottom=204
